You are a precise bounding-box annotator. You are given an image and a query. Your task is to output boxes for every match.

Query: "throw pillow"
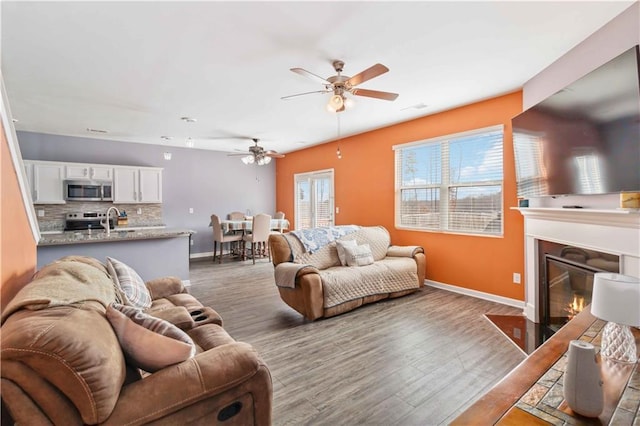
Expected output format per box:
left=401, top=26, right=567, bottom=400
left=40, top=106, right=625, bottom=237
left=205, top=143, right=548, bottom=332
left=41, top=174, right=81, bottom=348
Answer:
left=106, top=303, right=196, bottom=372
left=344, top=244, right=375, bottom=267
left=106, top=257, right=152, bottom=309
left=336, top=239, right=358, bottom=266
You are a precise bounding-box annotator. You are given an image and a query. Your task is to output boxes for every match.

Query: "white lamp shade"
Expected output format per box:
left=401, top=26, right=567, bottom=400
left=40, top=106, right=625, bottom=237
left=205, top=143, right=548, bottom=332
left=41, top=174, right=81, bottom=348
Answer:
left=590, top=272, right=640, bottom=326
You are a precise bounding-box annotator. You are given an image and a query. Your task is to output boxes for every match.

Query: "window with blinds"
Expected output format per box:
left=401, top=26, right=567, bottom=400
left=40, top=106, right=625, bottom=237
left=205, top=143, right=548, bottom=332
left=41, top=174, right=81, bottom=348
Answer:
left=394, top=125, right=504, bottom=236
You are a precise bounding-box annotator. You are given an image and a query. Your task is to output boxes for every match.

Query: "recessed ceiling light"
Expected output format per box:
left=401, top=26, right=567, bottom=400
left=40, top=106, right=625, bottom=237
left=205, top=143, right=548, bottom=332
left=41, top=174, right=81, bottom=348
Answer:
left=180, top=117, right=197, bottom=123
left=86, top=127, right=108, bottom=133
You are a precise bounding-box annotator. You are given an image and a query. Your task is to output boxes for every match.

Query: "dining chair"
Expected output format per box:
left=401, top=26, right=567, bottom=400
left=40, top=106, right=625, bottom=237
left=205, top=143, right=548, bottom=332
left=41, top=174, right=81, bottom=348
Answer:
left=242, top=213, right=272, bottom=264
left=211, top=214, right=243, bottom=263
left=227, top=211, right=247, bottom=236
left=273, top=211, right=286, bottom=232
left=228, top=211, right=245, bottom=221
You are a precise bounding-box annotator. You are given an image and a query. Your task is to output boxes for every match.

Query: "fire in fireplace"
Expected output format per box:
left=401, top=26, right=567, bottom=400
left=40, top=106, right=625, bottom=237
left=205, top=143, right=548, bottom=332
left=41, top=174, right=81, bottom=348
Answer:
left=538, top=241, right=619, bottom=341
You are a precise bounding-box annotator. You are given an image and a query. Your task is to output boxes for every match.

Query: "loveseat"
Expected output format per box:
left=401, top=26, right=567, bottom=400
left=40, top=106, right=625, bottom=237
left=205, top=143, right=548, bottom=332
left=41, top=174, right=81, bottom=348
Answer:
left=1, top=255, right=272, bottom=425
left=269, top=225, right=425, bottom=320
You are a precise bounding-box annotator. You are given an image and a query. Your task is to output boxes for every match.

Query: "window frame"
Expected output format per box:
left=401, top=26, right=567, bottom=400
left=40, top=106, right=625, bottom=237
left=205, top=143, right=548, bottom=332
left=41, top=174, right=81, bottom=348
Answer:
left=393, top=125, right=505, bottom=237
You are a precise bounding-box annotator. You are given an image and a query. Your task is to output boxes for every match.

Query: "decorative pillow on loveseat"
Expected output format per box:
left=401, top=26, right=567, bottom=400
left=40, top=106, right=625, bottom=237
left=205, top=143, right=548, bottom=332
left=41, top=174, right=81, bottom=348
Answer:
left=344, top=243, right=375, bottom=267
left=335, top=239, right=358, bottom=266
left=106, top=257, right=152, bottom=309
left=106, top=303, right=196, bottom=372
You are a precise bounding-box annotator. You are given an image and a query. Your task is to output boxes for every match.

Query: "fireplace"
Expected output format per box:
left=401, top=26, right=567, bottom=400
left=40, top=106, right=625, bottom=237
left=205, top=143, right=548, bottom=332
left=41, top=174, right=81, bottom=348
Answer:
left=535, top=240, right=620, bottom=344
left=518, top=207, right=639, bottom=326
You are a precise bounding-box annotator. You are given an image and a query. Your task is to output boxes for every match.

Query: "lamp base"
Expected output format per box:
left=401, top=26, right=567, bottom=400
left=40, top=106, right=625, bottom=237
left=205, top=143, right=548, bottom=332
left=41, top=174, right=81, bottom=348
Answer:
left=600, top=322, right=637, bottom=363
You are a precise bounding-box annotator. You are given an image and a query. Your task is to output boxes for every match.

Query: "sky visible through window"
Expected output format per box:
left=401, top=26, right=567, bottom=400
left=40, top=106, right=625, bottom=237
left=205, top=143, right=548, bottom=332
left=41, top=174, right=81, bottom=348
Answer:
left=401, top=132, right=503, bottom=199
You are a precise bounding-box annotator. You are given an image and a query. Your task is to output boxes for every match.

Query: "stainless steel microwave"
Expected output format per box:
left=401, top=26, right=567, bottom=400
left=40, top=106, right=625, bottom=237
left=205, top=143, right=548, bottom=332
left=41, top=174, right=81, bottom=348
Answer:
left=64, top=180, right=113, bottom=201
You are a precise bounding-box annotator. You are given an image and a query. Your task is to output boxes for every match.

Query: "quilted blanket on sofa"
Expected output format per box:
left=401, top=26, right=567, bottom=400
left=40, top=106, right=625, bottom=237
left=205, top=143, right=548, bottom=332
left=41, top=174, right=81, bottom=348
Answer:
left=283, top=226, right=419, bottom=308
left=319, top=257, right=419, bottom=308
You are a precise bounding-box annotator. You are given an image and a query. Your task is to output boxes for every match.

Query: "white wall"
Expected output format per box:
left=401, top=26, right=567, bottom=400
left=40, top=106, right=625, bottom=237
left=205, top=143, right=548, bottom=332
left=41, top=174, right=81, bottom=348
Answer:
left=524, top=2, right=639, bottom=109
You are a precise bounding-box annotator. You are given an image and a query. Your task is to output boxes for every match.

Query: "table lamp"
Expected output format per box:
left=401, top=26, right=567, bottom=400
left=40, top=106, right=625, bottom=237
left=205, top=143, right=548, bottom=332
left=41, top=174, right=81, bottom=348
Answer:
left=590, top=272, right=640, bottom=363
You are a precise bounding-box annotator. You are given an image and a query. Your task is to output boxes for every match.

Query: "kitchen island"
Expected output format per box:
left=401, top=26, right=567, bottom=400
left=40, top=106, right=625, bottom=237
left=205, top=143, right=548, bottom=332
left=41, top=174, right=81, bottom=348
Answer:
left=37, top=227, right=194, bottom=284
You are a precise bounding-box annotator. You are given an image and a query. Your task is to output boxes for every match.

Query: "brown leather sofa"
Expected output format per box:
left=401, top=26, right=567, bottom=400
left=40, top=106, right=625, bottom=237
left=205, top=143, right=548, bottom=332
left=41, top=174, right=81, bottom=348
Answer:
left=1, top=256, right=272, bottom=425
left=269, top=226, right=425, bottom=321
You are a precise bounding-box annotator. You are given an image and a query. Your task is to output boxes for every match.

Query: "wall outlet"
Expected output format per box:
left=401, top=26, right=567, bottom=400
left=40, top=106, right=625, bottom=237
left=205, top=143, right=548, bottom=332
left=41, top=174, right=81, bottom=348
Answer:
left=137, top=208, right=142, bottom=215
left=336, top=206, right=340, bottom=214
left=513, top=273, right=521, bottom=284
left=189, top=207, right=194, bottom=214
left=37, top=209, right=45, bottom=217
left=190, top=239, right=194, bottom=246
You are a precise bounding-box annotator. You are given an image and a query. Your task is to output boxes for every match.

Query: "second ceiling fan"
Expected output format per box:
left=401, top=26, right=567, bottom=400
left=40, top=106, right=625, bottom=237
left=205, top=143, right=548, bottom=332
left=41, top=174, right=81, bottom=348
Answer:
left=282, top=60, right=398, bottom=112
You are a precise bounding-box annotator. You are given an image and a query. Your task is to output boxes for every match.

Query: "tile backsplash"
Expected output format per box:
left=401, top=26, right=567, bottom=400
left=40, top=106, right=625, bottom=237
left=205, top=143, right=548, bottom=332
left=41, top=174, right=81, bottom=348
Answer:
left=35, top=202, right=163, bottom=231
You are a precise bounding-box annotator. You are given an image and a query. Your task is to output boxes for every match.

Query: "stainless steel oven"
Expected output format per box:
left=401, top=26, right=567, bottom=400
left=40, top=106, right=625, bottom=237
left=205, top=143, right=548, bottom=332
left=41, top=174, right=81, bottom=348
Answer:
left=64, top=180, right=113, bottom=201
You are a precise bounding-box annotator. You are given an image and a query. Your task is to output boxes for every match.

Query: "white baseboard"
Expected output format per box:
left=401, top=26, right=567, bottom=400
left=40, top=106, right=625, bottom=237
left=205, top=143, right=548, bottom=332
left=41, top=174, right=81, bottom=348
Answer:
left=425, top=279, right=526, bottom=310
left=190, top=251, right=213, bottom=259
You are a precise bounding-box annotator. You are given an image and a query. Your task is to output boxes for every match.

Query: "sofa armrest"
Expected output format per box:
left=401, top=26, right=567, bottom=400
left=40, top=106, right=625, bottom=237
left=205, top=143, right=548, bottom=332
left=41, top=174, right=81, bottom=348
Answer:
left=274, top=263, right=319, bottom=289
left=105, top=342, right=272, bottom=425
left=145, top=276, right=187, bottom=300
left=386, top=245, right=424, bottom=258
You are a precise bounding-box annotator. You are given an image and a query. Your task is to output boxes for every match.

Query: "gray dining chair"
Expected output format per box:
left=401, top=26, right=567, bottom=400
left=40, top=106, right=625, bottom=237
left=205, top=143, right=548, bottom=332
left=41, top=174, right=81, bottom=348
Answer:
left=242, top=213, right=272, bottom=264
left=211, top=214, right=243, bottom=263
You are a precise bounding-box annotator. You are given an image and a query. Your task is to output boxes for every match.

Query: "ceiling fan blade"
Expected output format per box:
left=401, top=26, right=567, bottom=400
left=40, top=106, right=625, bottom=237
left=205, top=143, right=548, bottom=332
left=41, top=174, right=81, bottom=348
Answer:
left=281, top=90, right=331, bottom=100
left=346, top=63, right=389, bottom=87
left=265, top=151, right=285, bottom=158
left=290, top=68, right=331, bottom=85
left=351, top=88, right=399, bottom=101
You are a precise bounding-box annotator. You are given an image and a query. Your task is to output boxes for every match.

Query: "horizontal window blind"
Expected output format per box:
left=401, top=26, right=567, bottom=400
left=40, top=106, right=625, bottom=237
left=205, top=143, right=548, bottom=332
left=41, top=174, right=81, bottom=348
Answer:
left=395, top=126, right=504, bottom=236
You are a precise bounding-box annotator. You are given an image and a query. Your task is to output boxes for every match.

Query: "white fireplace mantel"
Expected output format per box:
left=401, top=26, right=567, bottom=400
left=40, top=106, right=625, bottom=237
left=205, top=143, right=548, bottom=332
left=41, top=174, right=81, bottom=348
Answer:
left=516, top=207, right=640, bottom=322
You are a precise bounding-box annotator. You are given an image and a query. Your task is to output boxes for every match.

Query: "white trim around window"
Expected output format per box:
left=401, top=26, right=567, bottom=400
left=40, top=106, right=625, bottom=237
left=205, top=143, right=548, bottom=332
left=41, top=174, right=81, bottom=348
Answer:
left=394, top=125, right=504, bottom=236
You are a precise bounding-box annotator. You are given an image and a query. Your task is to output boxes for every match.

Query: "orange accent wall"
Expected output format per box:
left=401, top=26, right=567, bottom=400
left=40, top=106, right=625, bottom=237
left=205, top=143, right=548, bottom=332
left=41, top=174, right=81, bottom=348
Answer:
left=276, top=91, right=525, bottom=301
left=1, top=120, right=37, bottom=313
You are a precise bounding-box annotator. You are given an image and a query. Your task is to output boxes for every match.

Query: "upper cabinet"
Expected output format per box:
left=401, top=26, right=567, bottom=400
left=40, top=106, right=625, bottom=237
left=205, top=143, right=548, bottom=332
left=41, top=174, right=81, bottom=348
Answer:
left=65, top=164, right=113, bottom=181
left=22, top=160, right=162, bottom=205
left=113, top=166, right=162, bottom=203
left=24, top=160, right=66, bottom=204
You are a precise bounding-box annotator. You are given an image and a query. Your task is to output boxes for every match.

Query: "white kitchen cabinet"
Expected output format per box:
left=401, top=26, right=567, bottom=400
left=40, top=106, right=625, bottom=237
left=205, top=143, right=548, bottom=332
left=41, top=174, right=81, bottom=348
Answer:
left=114, top=167, right=162, bottom=203
left=25, top=161, right=66, bottom=204
left=139, top=168, right=162, bottom=203
left=65, top=164, right=113, bottom=181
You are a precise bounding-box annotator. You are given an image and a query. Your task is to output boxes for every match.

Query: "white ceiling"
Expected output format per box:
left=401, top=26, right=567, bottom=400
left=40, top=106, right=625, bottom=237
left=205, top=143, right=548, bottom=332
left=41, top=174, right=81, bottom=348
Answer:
left=1, top=1, right=635, bottom=156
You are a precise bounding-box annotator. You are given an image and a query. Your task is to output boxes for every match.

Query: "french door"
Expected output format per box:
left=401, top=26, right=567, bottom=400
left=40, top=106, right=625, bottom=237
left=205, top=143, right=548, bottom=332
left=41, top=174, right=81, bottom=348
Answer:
left=294, top=169, right=334, bottom=229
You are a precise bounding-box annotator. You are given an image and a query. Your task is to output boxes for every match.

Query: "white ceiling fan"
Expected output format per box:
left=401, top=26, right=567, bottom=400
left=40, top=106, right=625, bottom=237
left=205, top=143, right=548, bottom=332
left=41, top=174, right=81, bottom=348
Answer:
left=282, top=60, right=399, bottom=112
left=227, top=138, right=284, bottom=165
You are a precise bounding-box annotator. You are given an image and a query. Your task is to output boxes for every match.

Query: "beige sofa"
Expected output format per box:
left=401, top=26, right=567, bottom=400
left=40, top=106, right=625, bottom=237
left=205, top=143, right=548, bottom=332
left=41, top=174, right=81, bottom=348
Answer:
left=1, top=256, right=272, bottom=425
left=269, top=226, right=425, bottom=320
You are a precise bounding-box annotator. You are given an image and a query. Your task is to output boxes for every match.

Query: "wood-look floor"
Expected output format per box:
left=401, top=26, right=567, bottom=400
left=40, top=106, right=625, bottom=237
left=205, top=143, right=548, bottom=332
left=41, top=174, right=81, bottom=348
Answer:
left=188, top=257, right=526, bottom=426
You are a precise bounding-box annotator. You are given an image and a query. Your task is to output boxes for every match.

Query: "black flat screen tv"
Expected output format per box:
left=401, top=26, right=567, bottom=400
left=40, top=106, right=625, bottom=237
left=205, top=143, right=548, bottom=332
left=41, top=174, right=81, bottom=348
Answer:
left=512, top=45, right=640, bottom=198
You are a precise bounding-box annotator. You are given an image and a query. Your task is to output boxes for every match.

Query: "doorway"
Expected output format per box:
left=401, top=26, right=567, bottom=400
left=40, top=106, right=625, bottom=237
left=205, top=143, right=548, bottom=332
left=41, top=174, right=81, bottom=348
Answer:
left=294, top=169, right=334, bottom=229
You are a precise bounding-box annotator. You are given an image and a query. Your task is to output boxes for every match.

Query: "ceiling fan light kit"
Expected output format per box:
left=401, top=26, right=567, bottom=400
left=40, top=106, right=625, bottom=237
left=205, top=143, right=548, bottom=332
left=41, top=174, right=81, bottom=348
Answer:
left=229, top=138, right=283, bottom=166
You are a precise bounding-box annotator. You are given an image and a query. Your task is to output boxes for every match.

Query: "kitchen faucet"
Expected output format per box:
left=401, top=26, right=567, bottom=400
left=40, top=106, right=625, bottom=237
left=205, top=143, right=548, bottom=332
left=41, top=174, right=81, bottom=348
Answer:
left=102, top=206, right=120, bottom=235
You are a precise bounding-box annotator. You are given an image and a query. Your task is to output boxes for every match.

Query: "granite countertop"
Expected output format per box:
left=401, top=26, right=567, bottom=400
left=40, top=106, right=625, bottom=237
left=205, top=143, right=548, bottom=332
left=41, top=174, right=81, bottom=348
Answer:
left=38, top=227, right=195, bottom=246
